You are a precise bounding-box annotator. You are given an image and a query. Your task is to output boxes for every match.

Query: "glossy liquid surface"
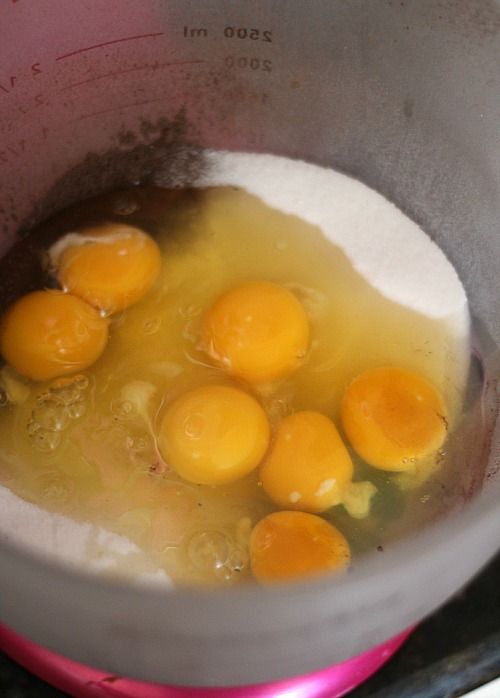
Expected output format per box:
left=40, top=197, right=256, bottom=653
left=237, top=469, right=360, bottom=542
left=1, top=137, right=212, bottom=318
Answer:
left=0, top=185, right=470, bottom=585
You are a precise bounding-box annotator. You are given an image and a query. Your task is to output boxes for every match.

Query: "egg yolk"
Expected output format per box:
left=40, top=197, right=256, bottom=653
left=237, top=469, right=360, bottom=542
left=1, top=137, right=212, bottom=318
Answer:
left=341, top=366, right=448, bottom=471
left=202, top=281, right=310, bottom=383
left=260, top=411, right=353, bottom=513
left=157, top=384, right=270, bottom=485
left=56, top=224, right=161, bottom=314
left=0, top=290, right=108, bottom=381
left=250, top=511, right=351, bottom=583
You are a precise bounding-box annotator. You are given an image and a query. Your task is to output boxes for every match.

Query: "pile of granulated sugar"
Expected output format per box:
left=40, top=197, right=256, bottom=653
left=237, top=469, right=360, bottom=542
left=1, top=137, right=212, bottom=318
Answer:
left=0, top=485, right=170, bottom=585
left=200, top=151, right=469, bottom=331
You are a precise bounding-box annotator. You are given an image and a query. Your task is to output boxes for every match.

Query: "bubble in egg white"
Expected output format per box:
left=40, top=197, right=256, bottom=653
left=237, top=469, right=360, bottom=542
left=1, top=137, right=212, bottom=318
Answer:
left=66, top=400, right=86, bottom=419
left=32, top=400, right=70, bottom=432
left=188, top=530, right=230, bottom=572
left=111, top=400, right=134, bottom=420
left=30, top=428, right=61, bottom=453
left=228, top=545, right=248, bottom=572
left=74, top=374, right=89, bottom=391
left=215, top=546, right=249, bottom=582
left=27, top=374, right=90, bottom=451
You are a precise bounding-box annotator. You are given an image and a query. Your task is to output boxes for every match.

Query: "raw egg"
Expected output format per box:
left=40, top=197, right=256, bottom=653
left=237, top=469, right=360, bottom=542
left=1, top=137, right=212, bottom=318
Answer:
left=341, top=366, right=447, bottom=471
left=0, top=161, right=470, bottom=588
left=158, top=384, right=270, bottom=485
left=202, top=281, right=310, bottom=383
left=260, top=411, right=353, bottom=512
left=250, top=510, right=351, bottom=583
left=54, top=223, right=161, bottom=314
left=0, top=290, right=108, bottom=381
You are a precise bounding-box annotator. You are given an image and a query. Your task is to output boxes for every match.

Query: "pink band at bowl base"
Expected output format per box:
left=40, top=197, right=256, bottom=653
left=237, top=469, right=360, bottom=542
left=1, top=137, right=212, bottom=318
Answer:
left=0, top=622, right=412, bottom=698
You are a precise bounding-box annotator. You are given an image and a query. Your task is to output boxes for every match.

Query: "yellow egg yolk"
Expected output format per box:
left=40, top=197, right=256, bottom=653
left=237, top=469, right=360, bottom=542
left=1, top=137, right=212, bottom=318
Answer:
left=260, top=411, right=353, bottom=512
left=250, top=511, right=351, bottom=583
left=0, top=290, right=108, bottom=381
left=202, top=281, right=310, bottom=383
left=157, top=384, right=270, bottom=485
left=56, top=224, right=161, bottom=314
left=341, top=366, right=448, bottom=471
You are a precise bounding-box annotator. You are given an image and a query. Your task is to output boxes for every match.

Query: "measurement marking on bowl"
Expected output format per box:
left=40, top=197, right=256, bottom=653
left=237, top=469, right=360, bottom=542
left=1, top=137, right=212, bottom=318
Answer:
left=224, top=56, right=273, bottom=73
left=60, top=60, right=206, bottom=92
left=183, top=26, right=209, bottom=39
left=0, top=63, right=43, bottom=96
left=55, top=33, right=165, bottom=61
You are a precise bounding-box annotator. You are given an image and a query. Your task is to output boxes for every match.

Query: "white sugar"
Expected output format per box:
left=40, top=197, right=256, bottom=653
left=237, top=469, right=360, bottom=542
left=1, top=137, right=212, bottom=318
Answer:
left=201, top=152, right=469, bottom=331
left=0, top=484, right=170, bottom=586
